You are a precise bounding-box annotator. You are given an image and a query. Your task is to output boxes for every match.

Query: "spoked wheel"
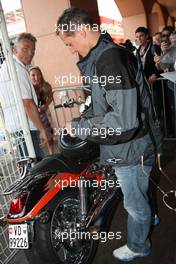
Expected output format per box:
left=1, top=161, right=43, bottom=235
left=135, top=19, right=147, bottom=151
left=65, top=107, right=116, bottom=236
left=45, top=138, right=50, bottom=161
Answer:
left=25, top=189, right=98, bottom=264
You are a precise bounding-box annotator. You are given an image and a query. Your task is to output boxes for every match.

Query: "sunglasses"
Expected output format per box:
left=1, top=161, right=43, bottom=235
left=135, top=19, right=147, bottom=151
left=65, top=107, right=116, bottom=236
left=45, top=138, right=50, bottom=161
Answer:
left=162, top=34, right=170, bottom=37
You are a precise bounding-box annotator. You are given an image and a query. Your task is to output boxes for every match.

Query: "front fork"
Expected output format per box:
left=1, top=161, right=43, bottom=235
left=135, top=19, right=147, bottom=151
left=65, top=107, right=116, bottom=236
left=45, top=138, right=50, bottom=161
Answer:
left=78, top=176, right=87, bottom=227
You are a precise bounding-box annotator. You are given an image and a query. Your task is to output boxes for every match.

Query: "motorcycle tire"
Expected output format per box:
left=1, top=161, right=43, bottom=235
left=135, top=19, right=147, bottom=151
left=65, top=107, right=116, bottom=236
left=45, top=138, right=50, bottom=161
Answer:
left=25, top=188, right=98, bottom=264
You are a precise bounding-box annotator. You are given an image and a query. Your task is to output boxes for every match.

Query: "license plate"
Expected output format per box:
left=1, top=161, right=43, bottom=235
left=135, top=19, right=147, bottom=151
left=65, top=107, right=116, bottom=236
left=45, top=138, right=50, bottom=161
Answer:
left=8, top=224, right=29, bottom=249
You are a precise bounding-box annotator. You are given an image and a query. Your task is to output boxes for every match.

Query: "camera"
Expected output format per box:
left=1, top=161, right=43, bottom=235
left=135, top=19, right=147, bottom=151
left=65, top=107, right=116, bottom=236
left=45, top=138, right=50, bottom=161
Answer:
left=151, top=45, right=161, bottom=56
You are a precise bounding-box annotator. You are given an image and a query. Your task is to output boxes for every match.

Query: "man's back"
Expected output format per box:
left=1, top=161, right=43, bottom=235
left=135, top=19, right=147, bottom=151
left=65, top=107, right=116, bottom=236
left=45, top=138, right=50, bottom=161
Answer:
left=75, top=34, right=156, bottom=165
left=0, top=61, right=20, bottom=133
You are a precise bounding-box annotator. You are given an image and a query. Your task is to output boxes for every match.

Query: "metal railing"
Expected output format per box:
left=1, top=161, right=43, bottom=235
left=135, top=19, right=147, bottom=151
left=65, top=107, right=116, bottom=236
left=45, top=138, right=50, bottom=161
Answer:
left=0, top=2, right=35, bottom=263
left=150, top=77, right=176, bottom=140
left=52, top=79, right=176, bottom=142
left=0, top=154, right=22, bottom=264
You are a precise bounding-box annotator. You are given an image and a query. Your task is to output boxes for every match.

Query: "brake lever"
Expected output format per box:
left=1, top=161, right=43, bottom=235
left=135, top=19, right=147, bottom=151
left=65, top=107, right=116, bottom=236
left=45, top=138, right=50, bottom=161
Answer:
left=63, top=98, right=75, bottom=108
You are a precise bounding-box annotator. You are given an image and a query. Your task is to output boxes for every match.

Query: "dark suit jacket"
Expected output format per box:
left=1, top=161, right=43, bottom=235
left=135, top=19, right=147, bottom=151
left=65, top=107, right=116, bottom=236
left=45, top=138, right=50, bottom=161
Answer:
left=138, top=42, right=161, bottom=79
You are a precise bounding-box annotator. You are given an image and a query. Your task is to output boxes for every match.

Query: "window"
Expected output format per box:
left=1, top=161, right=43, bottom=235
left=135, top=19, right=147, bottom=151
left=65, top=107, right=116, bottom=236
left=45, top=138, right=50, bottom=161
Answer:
left=1, top=0, right=26, bottom=37
left=97, top=0, right=124, bottom=43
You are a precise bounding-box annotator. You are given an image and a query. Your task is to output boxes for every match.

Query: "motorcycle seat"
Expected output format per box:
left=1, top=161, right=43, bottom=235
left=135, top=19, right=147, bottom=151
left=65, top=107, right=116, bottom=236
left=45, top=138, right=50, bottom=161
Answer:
left=30, top=154, right=88, bottom=175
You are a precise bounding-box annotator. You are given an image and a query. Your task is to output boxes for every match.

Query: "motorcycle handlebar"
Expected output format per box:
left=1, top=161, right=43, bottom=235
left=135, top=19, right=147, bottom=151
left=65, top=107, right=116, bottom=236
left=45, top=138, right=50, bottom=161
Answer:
left=54, top=98, right=82, bottom=109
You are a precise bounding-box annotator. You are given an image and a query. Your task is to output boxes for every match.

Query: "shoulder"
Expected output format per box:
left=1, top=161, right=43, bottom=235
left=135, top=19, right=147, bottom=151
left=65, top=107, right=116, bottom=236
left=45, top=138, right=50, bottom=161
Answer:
left=42, top=81, right=52, bottom=93
left=15, top=61, right=34, bottom=94
left=15, top=61, right=29, bottom=80
left=45, top=81, right=52, bottom=89
left=97, top=45, right=127, bottom=64
left=41, top=81, right=53, bottom=98
left=96, top=44, right=137, bottom=74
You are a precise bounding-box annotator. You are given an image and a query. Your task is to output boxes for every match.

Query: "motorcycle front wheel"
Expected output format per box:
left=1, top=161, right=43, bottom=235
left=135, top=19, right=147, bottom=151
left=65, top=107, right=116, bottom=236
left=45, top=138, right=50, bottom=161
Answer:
left=25, top=188, right=98, bottom=264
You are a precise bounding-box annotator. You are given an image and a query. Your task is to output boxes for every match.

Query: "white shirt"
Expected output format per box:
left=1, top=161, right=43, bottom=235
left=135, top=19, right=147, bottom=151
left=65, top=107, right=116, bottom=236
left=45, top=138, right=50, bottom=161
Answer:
left=0, top=56, right=38, bottom=132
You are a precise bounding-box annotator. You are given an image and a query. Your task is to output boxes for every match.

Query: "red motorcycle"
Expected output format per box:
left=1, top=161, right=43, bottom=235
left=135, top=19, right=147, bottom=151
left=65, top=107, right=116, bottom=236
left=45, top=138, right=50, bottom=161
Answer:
left=0, top=98, right=122, bottom=264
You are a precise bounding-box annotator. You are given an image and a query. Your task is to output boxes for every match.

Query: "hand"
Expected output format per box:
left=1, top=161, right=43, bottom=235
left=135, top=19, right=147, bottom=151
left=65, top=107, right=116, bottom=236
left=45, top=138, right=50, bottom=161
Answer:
left=154, top=54, right=161, bottom=65
left=64, top=121, right=75, bottom=137
left=39, top=128, right=48, bottom=145
left=148, top=74, right=157, bottom=84
left=39, top=105, right=47, bottom=113
left=161, top=42, right=169, bottom=54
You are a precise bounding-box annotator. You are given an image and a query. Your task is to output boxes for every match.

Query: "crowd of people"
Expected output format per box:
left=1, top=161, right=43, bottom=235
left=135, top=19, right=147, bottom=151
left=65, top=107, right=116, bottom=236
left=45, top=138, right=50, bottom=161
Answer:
left=123, top=25, right=176, bottom=137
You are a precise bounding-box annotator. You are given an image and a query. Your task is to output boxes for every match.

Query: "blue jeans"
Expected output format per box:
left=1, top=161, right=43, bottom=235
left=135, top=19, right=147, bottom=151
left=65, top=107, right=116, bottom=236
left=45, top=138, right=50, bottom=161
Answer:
left=30, top=130, right=45, bottom=160
left=114, top=164, right=152, bottom=253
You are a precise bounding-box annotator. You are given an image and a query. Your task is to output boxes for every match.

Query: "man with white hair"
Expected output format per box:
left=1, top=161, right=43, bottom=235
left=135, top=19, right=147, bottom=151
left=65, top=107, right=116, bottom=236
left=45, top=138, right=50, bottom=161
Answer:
left=0, top=33, right=47, bottom=159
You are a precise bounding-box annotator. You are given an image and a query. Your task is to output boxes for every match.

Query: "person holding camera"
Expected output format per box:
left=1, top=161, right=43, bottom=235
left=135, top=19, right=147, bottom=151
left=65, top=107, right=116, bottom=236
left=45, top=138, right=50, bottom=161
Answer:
left=154, top=26, right=174, bottom=67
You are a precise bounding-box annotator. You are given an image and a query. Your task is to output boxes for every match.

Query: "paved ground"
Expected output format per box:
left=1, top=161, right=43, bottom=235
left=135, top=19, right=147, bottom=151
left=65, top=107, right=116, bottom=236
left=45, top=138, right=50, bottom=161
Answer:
left=7, top=141, right=176, bottom=264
